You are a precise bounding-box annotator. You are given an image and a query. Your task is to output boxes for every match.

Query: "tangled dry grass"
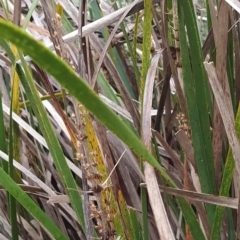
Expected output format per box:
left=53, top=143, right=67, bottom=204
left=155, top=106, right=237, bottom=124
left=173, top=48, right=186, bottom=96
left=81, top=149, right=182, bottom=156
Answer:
left=0, top=0, right=240, bottom=240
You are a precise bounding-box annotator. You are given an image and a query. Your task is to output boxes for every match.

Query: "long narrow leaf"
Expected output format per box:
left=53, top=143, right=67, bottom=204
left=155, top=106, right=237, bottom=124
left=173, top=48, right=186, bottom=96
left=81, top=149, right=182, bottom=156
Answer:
left=15, top=63, right=86, bottom=230
left=210, top=104, right=240, bottom=239
left=179, top=0, right=216, bottom=225
left=0, top=167, right=68, bottom=240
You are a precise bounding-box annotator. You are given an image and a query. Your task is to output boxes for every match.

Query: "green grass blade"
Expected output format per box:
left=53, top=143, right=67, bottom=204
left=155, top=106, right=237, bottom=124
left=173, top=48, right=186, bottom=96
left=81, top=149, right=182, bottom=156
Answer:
left=226, top=209, right=235, bottom=240
left=140, top=0, right=152, bottom=101
left=177, top=197, right=205, bottom=240
left=21, top=0, right=40, bottom=30
left=0, top=38, right=15, bottom=62
left=210, top=104, right=240, bottom=239
left=129, top=209, right=143, bottom=240
left=0, top=94, right=8, bottom=170
left=15, top=62, right=86, bottom=230
left=8, top=106, right=18, bottom=240
left=227, top=35, right=235, bottom=113
left=8, top=62, right=19, bottom=240
left=10, top=48, right=22, bottom=184
left=0, top=166, right=68, bottom=240
left=178, top=0, right=216, bottom=225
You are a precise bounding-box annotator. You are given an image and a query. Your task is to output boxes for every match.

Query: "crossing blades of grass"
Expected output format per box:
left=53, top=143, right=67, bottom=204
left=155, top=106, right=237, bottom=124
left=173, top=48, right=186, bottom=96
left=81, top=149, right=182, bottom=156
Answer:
left=210, top=90, right=240, bottom=240
left=15, top=62, right=86, bottom=230
left=0, top=166, right=68, bottom=240
left=0, top=19, right=167, bottom=192
left=0, top=19, right=206, bottom=240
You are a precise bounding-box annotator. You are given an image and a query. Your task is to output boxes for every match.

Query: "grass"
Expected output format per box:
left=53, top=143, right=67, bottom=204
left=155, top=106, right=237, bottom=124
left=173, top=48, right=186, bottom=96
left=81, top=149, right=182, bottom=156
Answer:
left=0, top=0, right=239, bottom=239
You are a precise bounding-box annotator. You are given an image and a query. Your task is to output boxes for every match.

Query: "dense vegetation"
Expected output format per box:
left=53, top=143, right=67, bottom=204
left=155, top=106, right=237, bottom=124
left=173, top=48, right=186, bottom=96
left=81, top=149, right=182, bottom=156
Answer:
left=0, top=0, right=239, bottom=239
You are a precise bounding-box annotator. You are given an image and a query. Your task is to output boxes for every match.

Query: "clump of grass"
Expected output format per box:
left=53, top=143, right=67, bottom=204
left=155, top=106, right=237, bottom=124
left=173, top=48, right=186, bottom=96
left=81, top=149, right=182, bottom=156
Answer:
left=0, top=0, right=239, bottom=240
